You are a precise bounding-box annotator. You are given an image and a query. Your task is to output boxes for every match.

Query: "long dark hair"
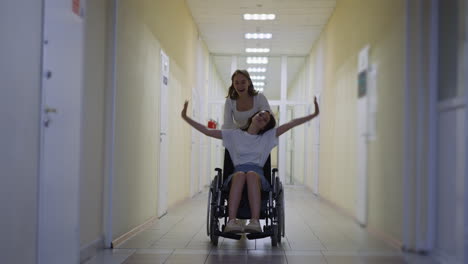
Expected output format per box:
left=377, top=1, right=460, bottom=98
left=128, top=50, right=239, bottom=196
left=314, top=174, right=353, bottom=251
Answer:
left=241, top=110, right=276, bottom=135
left=226, top=69, right=259, bottom=99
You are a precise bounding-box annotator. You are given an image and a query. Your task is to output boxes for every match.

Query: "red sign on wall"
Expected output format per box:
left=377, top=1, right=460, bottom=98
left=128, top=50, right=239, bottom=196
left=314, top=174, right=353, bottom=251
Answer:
left=72, top=0, right=80, bottom=16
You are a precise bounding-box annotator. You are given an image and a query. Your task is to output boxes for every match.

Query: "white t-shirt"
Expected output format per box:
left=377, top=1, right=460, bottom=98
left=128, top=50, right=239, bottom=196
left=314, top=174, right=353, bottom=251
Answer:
left=221, top=128, right=278, bottom=167
left=222, top=93, right=271, bottom=129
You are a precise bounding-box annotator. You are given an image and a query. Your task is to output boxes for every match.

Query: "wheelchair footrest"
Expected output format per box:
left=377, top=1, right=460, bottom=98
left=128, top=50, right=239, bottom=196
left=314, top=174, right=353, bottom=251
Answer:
left=217, top=232, right=242, bottom=240
left=246, top=232, right=271, bottom=240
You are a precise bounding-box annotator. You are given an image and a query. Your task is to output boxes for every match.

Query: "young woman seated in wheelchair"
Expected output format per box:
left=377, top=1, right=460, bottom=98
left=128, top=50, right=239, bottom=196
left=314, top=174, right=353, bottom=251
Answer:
left=181, top=97, right=319, bottom=233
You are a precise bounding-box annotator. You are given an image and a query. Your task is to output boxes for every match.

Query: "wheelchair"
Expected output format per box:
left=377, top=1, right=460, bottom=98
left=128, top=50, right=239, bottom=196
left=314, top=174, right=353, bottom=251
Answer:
left=206, top=150, right=285, bottom=246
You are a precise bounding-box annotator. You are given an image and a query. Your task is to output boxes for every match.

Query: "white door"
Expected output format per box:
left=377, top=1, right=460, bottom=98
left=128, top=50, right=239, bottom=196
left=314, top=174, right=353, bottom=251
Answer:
left=38, top=1, right=84, bottom=263
left=158, top=50, right=169, bottom=218
left=356, top=92, right=368, bottom=226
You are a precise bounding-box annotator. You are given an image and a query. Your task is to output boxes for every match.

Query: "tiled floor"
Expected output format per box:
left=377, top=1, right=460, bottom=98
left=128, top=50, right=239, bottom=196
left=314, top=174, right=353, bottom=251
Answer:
left=84, top=186, right=439, bottom=264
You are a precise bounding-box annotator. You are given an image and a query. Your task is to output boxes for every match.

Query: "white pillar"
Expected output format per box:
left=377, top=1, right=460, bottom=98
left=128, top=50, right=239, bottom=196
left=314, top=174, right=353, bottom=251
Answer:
left=278, top=56, right=288, bottom=183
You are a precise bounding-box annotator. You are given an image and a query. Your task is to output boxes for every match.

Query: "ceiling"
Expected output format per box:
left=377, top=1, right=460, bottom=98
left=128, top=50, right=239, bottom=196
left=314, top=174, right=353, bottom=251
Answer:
left=185, top=0, right=336, bottom=100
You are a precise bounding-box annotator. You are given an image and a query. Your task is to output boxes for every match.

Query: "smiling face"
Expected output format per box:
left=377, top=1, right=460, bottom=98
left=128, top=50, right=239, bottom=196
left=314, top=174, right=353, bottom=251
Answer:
left=253, top=110, right=271, bottom=129
left=244, top=110, right=276, bottom=135
left=232, top=73, right=250, bottom=96
left=227, top=70, right=258, bottom=99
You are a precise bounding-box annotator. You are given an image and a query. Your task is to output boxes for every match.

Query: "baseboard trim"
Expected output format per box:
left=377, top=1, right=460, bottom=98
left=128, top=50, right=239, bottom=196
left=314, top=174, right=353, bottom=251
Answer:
left=366, top=224, right=402, bottom=250
left=80, top=237, right=104, bottom=263
left=111, top=215, right=158, bottom=248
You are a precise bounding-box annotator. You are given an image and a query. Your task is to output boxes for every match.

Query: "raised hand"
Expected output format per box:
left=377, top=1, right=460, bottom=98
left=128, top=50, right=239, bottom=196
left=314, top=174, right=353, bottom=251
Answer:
left=313, top=96, right=320, bottom=116
left=180, top=99, right=222, bottom=139
left=276, top=96, right=320, bottom=137
left=181, top=100, right=188, bottom=119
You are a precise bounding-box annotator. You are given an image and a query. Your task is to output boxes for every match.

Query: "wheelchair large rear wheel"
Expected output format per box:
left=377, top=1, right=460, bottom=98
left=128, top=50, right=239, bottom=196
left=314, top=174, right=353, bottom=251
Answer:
left=210, top=215, right=219, bottom=246
left=270, top=224, right=279, bottom=247
left=208, top=177, right=220, bottom=246
left=206, top=188, right=212, bottom=236
left=276, top=178, right=285, bottom=242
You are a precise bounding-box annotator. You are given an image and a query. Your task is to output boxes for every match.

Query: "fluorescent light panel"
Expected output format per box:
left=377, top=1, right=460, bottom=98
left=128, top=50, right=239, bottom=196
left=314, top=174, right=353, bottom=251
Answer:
left=243, top=14, right=276, bottom=20
left=251, top=76, right=266, bottom=80
left=246, top=48, right=270, bottom=53
left=247, top=57, right=268, bottom=64
left=248, top=67, right=267, bottom=73
left=245, top=33, right=272, bottom=39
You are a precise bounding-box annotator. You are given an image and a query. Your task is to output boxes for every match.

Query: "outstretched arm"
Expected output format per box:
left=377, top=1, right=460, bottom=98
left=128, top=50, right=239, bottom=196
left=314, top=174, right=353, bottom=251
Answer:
left=181, top=100, right=222, bottom=139
left=276, top=96, right=320, bottom=137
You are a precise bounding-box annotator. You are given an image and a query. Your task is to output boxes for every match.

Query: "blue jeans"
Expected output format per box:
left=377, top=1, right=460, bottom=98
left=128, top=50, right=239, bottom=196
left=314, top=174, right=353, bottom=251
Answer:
left=224, top=163, right=270, bottom=191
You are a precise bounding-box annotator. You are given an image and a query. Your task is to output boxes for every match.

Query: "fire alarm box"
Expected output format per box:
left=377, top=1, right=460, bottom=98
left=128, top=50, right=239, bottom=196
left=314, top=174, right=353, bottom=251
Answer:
left=207, top=119, right=217, bottom=129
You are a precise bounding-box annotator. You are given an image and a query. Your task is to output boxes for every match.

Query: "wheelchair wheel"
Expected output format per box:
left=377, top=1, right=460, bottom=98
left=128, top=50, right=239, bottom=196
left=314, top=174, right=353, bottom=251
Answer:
left=271, top=224, right=278, bottom=247
left=208, top=176, right=220, bottom=246
left=276, top=177, right=285, bottom=242
left=206, top=188, right=212, bottom=236
left=210, top=212, right=219, bottom=246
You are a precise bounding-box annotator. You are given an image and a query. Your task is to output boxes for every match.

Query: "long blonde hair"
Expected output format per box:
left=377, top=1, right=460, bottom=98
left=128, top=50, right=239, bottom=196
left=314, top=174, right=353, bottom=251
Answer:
left=226, top=69, right=258, bottom=99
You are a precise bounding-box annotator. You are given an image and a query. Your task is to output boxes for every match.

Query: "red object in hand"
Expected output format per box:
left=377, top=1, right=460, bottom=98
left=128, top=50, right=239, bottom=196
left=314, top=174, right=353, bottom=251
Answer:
left=207, top=120, right=217, bottom=129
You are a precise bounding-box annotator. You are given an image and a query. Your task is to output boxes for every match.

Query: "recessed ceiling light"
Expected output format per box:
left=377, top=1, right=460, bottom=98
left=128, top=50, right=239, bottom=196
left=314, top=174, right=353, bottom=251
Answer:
left=251, top=75, right=266, bottom=80
left=243, top=14, right=276, bottom=20
left=245, top=33, right=272, bottom=39
left=246, top=48, right=270, bottom=53
left=253, top=82, right=265, bottom=86
left=248, top=67, right=267, bottom=73
left=247, top=57, right=268, bottom=64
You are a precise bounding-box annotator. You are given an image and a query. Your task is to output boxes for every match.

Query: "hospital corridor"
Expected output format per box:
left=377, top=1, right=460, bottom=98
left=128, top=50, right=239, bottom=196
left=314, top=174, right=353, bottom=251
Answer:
left=83, top=186, right=438, bottom=264
left=1, top=0, right=467, bottom=264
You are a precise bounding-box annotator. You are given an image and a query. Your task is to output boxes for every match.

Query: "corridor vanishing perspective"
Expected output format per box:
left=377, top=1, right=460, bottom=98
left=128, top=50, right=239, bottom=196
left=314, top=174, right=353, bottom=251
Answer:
left=85, top=186, right=438, bottom=264
left=3, top=0, right=467, bottom=263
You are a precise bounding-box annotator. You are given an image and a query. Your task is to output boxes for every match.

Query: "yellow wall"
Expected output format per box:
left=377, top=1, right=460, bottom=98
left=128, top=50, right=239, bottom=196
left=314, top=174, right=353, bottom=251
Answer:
left=302, top=0, right=405, bottom=242
left=112, top=0, right=224, bottom=240
left=80, top=0, right=108, bottom=247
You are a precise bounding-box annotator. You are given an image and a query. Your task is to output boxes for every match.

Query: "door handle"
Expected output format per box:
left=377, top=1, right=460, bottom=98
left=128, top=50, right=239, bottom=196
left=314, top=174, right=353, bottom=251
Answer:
left=44, top=107, right=57, bottom=114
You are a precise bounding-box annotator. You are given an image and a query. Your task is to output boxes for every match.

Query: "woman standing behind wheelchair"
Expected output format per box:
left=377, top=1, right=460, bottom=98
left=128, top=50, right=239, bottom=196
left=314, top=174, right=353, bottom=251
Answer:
left=222, top=69, right=271, bottom=130
left=181, top=96, right=320, bottom=233
left=222, top=69, right=272, bottom=232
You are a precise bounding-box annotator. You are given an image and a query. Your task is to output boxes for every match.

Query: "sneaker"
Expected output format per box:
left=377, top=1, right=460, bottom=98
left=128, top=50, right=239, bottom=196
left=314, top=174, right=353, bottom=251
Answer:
left=244, top=219, right=262, bottom=233
left=224, top=219, right=243, bottom=233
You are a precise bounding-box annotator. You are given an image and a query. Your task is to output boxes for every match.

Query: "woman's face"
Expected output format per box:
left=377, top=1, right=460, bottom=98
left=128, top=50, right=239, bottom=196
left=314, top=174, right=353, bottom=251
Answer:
left=232, top=73, right=250, bottom=96
left=253, top=110, right=271, bottom=129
